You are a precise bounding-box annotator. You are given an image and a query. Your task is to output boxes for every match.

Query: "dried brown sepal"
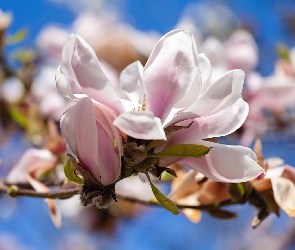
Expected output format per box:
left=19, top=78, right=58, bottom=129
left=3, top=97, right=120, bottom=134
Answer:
left=251, top=209, right=269, bottom=229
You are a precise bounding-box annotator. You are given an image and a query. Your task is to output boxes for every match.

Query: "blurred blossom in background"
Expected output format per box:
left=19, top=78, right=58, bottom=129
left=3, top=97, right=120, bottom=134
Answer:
left=2, top=0, right=295, bottom=249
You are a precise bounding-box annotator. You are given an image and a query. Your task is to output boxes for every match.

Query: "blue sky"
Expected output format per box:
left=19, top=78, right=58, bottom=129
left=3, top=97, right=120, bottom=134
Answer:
left=2, top=0, right=295, bottom=74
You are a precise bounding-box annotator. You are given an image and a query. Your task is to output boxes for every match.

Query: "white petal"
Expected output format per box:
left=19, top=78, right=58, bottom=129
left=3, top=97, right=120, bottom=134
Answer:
left=198, top=53, right=212, bottom=87
left=113, top=111, right=167, bottom=140
left=158, top=140, right=264, bottom=182
left=166, top=98, right=248, bottom=143
left=144, top=30, right=200, bottom=122
left=187, top=69, right=245, bottom=117
left=120, top=61, right=144, bottom=104
left=62, top=34, right=124, bottom=115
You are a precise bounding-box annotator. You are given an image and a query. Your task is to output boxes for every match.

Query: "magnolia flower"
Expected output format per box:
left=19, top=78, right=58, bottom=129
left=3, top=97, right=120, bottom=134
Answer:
left=57, top=30, right=263, bottom=188
left=60, top=97, right=122, bottom=207
left=240, top=70, right=295, bottom=146
left=200, top=29, right=258, bottom=82
left=114, top=30, right=263, bottom=182
left=223, top=29, right=258, bottom=74
left=246, top=72, right=295, bottom=112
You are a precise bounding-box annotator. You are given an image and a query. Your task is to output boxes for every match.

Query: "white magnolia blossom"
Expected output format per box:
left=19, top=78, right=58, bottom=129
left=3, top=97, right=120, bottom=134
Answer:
left=56, top=30, right=264, bottom=185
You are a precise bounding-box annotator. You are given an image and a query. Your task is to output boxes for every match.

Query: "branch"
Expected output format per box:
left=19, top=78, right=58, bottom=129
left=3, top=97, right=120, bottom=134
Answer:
left=0, top=182, right=79, bottom=199
left=0, top=182, right=237, bottom=211
left=116, top=194, right=236, bottom=211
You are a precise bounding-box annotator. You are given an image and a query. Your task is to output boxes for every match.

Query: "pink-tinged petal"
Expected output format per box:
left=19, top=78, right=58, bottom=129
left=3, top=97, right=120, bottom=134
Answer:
left=113, top=111, right=167, bottom=140
left=62, top=34, right=124, bottom=115
left=6, top=149, right=57, bottom=184
left=120, top=61, right=144, bottom=104
left=93, top=109, right=121, bottom=185
left=271, top=177, right=295, bottom=217
left=184, top=69, right=245, bottom=119
left=226, top=144, right=258, bottom=162
left=62, top=98, right=101, bottom=182
left=93, top=104, right=122, bottom=184
left=144, top=30, right=200, bottom=122
left=167, top=98, right=248, bottom=143
left=62, top=34, right=78, bottom=83
left=158, top=140, right=263, bottom=182
left=93, top=103, right=123, bottom=152
left=224, top=29, right=258, bottom=73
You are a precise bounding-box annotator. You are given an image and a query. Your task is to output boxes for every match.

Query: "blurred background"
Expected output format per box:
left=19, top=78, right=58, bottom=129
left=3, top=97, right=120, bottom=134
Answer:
left=1, top=0, right=295, bottom=249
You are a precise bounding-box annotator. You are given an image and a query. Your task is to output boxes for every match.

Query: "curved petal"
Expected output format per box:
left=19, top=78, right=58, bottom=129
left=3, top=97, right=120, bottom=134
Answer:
left=93, top=103, right=123, bottom=157
left=198, top=53, right=212, bottom=88
left=62, top=34, right=78, bottom=83
left=61, top=97, right=101, bottom=182
left=166, top=98, right=248, bottom=144
left=62, top=34, right=124, bottom=115
left=173, top=69, right=245, bottom=123
left=92, top=104, right=121, bottom=185
left=55, top=65, right=77, bottom=100
left=158, top=140, right=263, bottom=182
left=144, top=30, right=200, bottom=122
left=120, top=61, right=144, bottom=104
left=113, top=111, right=167, bottom=140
